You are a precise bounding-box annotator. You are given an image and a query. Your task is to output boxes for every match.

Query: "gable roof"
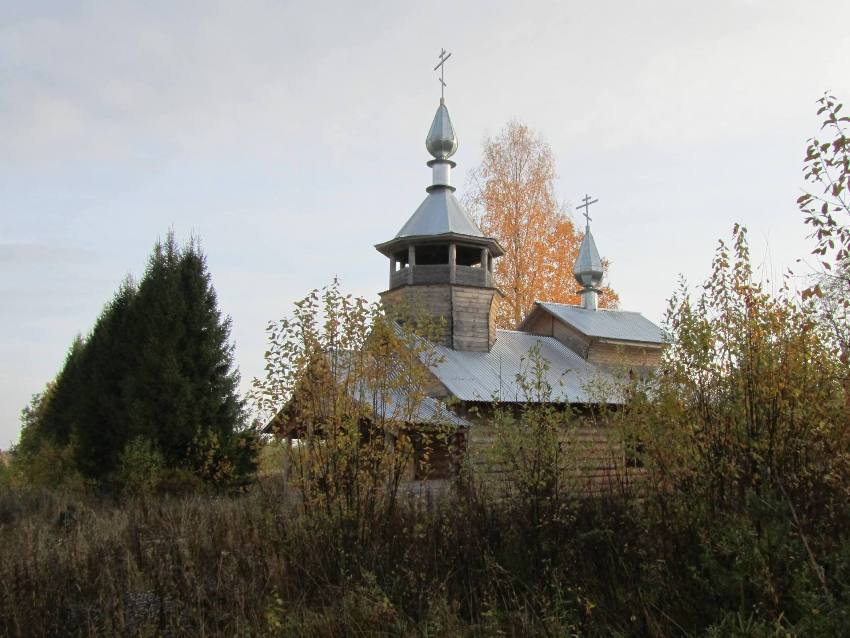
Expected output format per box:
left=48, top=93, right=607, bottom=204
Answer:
left=426, top=329, right=626, bottom=404
left=524, top=302, right=665, bottom=345
left=352, top=382, right=471, bottom=427
left=263, top=350, right=470, bottom=434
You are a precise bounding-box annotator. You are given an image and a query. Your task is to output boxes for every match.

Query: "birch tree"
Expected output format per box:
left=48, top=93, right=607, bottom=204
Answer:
left=466, top=120, right=618, bottom=327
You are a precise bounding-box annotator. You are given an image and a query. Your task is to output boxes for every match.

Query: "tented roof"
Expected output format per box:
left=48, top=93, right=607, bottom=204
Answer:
left=395, top=188, right=484, bottom=239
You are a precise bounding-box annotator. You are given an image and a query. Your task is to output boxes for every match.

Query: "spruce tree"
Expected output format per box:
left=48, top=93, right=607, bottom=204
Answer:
left=72, top=280, right=138, bottom=478
left=124, top=234, right=248, bottom=479
left=30, top=334, right=86, bottom=448
left=18, top=232, right=255, bottom=488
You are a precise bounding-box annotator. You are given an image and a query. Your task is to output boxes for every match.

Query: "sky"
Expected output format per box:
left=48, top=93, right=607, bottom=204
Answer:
left=2, top=0, right=849, bottom=446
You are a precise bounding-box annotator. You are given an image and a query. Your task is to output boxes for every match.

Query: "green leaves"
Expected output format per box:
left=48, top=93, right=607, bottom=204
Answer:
left=252, top=278, right=453, bottom=522
left=636, top=226, right=848, bottom=515
left=801, top=92, right=850, bottom=277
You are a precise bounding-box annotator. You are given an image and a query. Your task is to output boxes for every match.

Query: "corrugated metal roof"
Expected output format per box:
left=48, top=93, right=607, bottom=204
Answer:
left=395, top=187, right=484, bottom=239
left=427, top=329, right=625, bottom=404
left=265, top=350, right=470, bottom=433
left=354, top=384, right=470, bottom=427
left=340, top=350, right=470, bottom=427
left=535, top=302, right=665, bottom=344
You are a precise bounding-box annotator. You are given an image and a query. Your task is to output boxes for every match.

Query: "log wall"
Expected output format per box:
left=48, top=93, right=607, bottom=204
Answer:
left=380, top=284, right=497, bottom=351
left=465, top=421, right=644, bottom=495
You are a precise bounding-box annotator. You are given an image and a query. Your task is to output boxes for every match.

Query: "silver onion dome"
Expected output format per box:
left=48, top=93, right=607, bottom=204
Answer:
left=573, top=227, right=604, bottom=289
left=426, top=98, right=458, bottom=159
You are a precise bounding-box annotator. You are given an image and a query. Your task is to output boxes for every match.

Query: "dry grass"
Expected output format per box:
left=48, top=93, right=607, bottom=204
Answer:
left=1, top=475, right=848, bottom=637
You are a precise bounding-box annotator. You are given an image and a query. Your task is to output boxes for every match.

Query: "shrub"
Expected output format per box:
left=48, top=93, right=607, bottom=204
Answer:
left=114, top=437, right=165, bottom=496
left=252, top=279, right=448, bottom=526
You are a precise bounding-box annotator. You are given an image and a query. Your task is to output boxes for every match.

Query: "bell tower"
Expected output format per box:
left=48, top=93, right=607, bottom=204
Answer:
left=375, top=54, right=503, bottom=351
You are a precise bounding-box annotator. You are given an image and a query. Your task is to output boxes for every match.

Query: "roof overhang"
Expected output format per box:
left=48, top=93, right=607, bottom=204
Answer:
left=596, top=338, right=665, bottom=349
left=519, top=301, right=667, bottom=347
left=375, top=233, right=505, bottom=258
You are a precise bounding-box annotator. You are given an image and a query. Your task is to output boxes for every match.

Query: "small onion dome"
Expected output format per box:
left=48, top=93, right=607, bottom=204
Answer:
left=573, top=227, right=604, bottom=289
left=426, top=98, right=458, bottom=159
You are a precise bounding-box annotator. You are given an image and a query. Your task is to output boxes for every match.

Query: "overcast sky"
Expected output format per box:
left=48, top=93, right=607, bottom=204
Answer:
left=2, top=0, right=849, bottom=445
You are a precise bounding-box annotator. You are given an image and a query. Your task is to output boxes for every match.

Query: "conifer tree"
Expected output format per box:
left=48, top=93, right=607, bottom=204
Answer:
left=18, top=232, right=255, bottom=489
left=72, top=280, right=138, bottom=478
left=29, top=334, right=86, bottom=447
left=123, top=235, right=248, bottom=480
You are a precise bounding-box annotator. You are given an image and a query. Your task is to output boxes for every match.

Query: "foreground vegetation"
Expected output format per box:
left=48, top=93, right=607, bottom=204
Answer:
left=2, top=223, right=849, bottom=636
left=2, top=94, right=848, bottom=636
left=0, top=460, right=848, bottom=637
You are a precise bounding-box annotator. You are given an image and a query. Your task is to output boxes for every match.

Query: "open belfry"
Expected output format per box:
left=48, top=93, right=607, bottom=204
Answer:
left=375, top=94, right=502, bottom=352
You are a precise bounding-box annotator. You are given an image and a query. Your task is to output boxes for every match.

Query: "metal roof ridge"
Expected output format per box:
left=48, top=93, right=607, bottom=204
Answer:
left=538, top=301, right=644, bottom=316
left=494, top=328, right=537, bottom=334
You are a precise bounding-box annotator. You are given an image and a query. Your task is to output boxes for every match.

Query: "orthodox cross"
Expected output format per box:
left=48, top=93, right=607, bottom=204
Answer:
left=434, top=48, right=452, bottom=100
left=577, top=194, right=599, bottom=227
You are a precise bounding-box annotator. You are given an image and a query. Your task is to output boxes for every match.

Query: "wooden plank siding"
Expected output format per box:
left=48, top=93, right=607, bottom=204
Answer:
left=380, top=284, right=454, bottom=347
left=587, top=340, right=662, bottom=367
left=524, top=310, right=592, bottom=357
left=380, top=283, right=498, bottom=352
left=451, top=286, right=496, bottom=351
left=463, top=422, right=645, bottom=495
left=524, top=305, right=663, bottom=368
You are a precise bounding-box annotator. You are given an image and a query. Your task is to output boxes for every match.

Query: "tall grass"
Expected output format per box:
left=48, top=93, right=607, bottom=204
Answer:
left=1, top=473, right=848, bottom=637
